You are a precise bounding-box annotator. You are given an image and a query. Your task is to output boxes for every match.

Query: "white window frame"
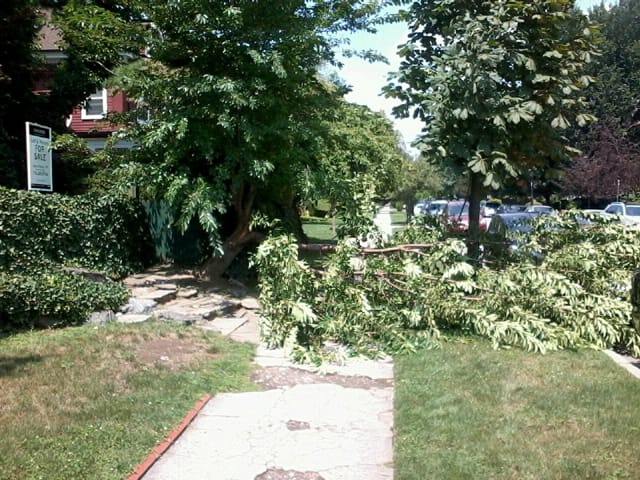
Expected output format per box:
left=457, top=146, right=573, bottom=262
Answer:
left=81, top=88, right=108, bottom=120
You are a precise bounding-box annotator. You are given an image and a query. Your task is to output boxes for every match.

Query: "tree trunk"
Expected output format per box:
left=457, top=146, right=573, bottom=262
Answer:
left=201, top=225, right=262, bottom=279
left=467, top=171, right=483, bottom=260
left=200, top=182, right=261, bottom=280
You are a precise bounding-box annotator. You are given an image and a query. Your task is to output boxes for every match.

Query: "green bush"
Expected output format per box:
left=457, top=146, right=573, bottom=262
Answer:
left=0, top=268, right=128, bottom=327
left=0, top=187, right=153, bottom=277
left=0, top=187, right=153, bottom=329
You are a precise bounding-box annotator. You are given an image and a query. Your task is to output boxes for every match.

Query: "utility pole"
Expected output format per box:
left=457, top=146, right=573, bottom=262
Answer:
left=617, top=178, right=620, bottom=202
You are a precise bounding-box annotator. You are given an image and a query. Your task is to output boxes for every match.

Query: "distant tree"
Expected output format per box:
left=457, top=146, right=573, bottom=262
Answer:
left=582, top=0, right=640, bottom=138
left=561, top=122, right=640, bottom=201
left=303, top=101, right=406, bottom=237
left=386, top=0, right=598, bottom=253
left=393, top=155, right=448, bottom=219
left=562, top=0, right=640, bottom=199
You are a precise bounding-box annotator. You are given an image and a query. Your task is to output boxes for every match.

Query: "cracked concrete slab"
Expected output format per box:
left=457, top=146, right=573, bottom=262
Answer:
left=141, top=384, right=393, bottom=480
left=121, top=266, right=395, bottom=480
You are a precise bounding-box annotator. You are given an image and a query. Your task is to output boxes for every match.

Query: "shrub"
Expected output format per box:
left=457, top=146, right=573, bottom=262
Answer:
left=0, top=187, right=153, bottom=329
left=0, top=267, right=128, bottom=327
left=0, top=187, right=153, bottom=277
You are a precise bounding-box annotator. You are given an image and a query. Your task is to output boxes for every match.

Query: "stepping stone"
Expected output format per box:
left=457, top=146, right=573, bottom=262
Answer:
left=201, top=314, right=248, bottom=335
left=177, top=288, right=199, bottom=299
left=116, top=313, right=153, bottom=324
left=155, top=310, right=202, bottom=325
left=129, top=287, right=176, bottom=303
left=240, top=297, right=260, bottom=310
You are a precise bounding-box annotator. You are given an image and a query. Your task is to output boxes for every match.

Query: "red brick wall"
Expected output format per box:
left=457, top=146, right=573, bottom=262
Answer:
left=68, top=91, right=127, bottom=135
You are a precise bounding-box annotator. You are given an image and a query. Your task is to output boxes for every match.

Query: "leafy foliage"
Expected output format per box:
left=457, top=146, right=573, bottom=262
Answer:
left=301, top=101, right=406, bottom=236
left=386, top=0, right=599, bottom=239
left=78, top=0, right=388, bottom=278
left=255, top=212, right=640, bottom=360
left=0, top=269, right=128, bottom=328
left=562, top=0, right=640, bottom=200
left=0, top=187, right=152, bottom=276
left=0, top=187, right=152, bottom=328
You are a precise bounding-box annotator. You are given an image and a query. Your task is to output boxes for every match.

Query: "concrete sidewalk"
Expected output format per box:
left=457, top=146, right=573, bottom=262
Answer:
left=134, top=312, right=395, bottom=480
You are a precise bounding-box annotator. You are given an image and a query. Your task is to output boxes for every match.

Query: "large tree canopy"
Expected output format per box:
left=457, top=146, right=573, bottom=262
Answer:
left=74, top=0, right=390, bottom=277
left=386, top=0, right=598, bottom=245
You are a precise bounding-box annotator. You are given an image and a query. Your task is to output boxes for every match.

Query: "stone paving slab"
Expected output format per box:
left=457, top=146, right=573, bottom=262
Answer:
left=199, top=314, right=248, bottom=336
left=141, top=384, right=393, bottom=480
left=116, top=313, right=153, bottom=324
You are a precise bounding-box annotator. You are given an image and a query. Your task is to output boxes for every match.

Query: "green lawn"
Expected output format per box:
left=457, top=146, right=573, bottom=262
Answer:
left=390, top=209, right=407, bottom=225
left=0, top=321, right=255, bottom=480
left=395, top=339, right=640, bottom=480
left=302, top=218, right=337, bottom=243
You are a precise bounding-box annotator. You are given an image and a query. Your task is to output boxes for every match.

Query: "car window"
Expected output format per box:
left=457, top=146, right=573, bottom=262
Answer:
left=503, top=216, right=535, bottom=233
left=606, top=205, right=622, bottom=214
left=626, top=206, right=640, bottom=216
left=447, top=203, right=469, bottom=216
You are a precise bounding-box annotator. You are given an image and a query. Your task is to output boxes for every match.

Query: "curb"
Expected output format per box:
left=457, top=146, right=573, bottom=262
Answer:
left=126, top=393, right=213, bottom=480
left=604, top=350, right=640, bottom=380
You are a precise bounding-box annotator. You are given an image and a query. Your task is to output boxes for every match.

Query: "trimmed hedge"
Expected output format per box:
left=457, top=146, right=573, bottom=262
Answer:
left=0, top=187, right=153, bottom=276
left=0, top=187, right=153, bottom=329
left=0, top=268, right=128, bottom=327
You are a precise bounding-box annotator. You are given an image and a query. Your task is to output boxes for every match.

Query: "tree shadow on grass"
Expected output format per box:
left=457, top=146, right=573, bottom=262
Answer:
left=0, top=354, right=43, bottom=377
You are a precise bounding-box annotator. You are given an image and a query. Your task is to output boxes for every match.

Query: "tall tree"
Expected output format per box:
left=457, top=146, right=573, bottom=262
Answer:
left=90, top=0, right=385, bottom=278
left=386, top=0, right=598, bottom=252
left=0, top=0, right=44, bottom=187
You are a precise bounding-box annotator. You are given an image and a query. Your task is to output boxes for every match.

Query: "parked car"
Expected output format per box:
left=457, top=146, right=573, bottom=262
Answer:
left=425, top=200, right=448, bottom=216
left=497, top=204, right=527, bottom=214
left=481, top=200, right=501, bottom=217
left=524, top=205, right=555, bottom=215
left=445, top=201, right=490, bottom=231
left=603, top=202, right=640, bottom=225
left=483, top=212, right=543, bottom=262
left=413, top=199, right=429, bottom=216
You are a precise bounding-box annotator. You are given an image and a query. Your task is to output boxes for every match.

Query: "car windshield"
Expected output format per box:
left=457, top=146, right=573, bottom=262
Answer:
left=428, top=202, right=446, bottom=212
left=503, top=215, right=536, bottom=233
left=448, top=203, right=469, bottom=216
left=626, top=206, right=640, bottom=216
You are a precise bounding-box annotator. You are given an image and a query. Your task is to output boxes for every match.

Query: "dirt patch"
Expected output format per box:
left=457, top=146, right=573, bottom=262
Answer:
left=252, top=366, right=393, bottom=390
left=255, top=468, right=324, bottom=480
left=134, top=335, right=217, bottom=369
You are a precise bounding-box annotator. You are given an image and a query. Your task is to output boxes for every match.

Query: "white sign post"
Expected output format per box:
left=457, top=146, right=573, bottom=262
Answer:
left=25, top=122, right=53, bottom=192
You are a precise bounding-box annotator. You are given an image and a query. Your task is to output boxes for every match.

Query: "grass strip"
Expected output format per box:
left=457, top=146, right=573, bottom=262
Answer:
left=395, top=339, right=640, bottom=480
left=0, top=321, right=255, bottom=480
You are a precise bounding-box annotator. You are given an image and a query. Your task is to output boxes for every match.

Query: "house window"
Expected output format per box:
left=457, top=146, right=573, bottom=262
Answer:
left=81, top=88, right=107, bottom=119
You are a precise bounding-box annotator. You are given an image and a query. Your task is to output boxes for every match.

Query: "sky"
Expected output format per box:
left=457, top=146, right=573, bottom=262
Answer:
left=337, top=0, right=612, bottom=156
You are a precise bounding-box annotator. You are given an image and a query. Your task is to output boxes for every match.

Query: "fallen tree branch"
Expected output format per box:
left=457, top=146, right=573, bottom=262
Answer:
left=298, top=243, right=436, bottom=254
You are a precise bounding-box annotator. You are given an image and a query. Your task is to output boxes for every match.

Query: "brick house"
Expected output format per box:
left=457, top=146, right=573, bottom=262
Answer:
left=36, top=11, right=133, bottom=151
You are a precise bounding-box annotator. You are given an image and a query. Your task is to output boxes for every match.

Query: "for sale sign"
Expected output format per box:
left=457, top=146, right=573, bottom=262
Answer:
left=25, top=122, right=52, bottom=192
